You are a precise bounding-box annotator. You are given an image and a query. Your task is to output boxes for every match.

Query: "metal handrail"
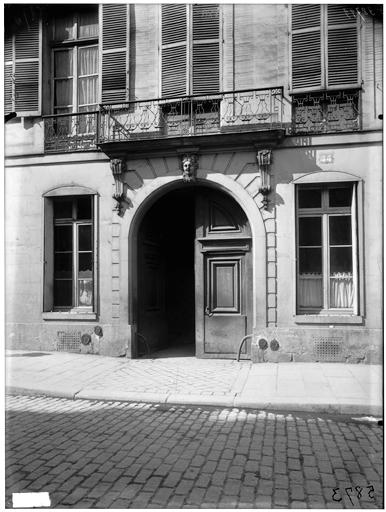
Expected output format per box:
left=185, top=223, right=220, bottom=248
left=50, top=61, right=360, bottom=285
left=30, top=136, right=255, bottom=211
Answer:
left=43, top=110, right=99, bottom=119
left=237, top=333, right=253, bottom=362
left=100, top=86, right=285, bottom=108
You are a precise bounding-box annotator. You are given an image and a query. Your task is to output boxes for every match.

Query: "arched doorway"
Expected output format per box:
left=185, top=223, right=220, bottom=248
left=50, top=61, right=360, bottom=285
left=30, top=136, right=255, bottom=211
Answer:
left=135, top=184, right=253, bottom=358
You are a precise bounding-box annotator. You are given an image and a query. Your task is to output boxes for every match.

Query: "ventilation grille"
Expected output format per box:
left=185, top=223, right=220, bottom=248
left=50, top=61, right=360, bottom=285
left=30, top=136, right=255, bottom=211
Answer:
left=314, top=338, right=343, bottom=362
left=56, top=331, right=81, bottom=353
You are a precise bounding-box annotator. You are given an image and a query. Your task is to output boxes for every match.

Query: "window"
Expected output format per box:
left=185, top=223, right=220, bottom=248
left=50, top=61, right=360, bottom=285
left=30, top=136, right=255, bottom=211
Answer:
left=291, top=4, right=359, bottom=92
left=296, top=184, right=358, bottom=314
left=290, top=5, right=360, bottom=133
left=161, top=4, right=220, bottom=97
left=52, top=9, right=99, bottom=115
left=53, top=196, right=94, bottom=309
left=43, top=192, right=97, bottom=315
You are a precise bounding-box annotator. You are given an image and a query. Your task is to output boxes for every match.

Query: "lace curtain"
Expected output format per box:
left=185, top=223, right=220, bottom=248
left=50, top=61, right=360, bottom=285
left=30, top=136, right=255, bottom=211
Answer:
left=299, top=273, right=354, bottom=309
left=330, top=273, right=354, bottom=308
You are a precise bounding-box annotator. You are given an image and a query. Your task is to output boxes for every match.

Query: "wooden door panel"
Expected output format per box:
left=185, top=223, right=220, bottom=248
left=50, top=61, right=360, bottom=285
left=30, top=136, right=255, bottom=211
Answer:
left=195, top=190, right=252, bottom=358
left=208, top=257, right=240, bottom=313
left=204, top=315, right=247, bottom=354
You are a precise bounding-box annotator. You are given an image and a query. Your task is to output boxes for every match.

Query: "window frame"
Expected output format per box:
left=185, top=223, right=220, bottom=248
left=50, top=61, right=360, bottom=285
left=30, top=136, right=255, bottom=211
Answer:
left=43, top=188, right=98, bottom=320
left=50, top=9, right=99, bottom=115
left=295, top=182, right=359, bottom=318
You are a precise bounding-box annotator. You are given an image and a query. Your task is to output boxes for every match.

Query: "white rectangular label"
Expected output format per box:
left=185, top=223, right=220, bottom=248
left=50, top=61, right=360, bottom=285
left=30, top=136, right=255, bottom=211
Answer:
left=12, top=492, right=51, bottom=508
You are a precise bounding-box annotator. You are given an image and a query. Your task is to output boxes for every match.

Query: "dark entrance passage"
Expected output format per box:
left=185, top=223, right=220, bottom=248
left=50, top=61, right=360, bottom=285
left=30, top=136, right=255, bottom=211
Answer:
left=137, top=188, right=196, bottom=355
left=137, top=185, right=252, bottom=359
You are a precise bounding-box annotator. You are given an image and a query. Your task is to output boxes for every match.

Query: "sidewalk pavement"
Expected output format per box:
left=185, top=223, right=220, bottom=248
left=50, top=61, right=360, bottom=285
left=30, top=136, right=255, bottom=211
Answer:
left=5, top=349, right=383, bottom=415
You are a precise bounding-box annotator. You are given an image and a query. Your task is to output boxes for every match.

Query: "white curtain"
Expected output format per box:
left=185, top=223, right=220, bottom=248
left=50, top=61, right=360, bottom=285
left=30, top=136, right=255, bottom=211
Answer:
left=298, top=274, right=323, bottom=307
left=78, top=47, right=98, bottom=107
left=330, top=273, right=354, bottom=308
left=78, top=12, right=98, bottom=39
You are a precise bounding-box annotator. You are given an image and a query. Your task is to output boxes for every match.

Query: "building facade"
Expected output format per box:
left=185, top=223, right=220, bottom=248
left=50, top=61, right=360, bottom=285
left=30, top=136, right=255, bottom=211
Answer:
left=5, top=4, right=383, bottom=362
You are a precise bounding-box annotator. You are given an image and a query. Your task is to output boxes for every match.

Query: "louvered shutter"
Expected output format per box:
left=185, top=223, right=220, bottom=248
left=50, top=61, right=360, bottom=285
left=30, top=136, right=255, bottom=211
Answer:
left=6, top=19, right=41, bottom=116
left=291, top=4, right=322, bottom=90
left=4, top=35, right=13, bottom=115
left=374, top=19, right=383, bottom=93
left=192, top=4, right=220, bottom=95
left=327, top=5, right=358, bottom=87
left=101, top=4, right=128, bottom=103
left=161, top=4, right=187, bottom=97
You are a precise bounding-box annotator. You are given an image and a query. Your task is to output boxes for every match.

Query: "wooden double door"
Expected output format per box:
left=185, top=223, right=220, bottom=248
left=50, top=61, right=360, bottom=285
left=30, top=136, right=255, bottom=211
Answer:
left=137, top=187, right=252, bottom=358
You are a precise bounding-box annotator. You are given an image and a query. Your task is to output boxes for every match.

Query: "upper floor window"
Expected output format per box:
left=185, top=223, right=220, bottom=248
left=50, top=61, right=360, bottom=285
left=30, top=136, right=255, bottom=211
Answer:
left=291, top=4, right=359, bottom=92
left=161, top=4, right=220, bottom=97
left=296, top=183, right=358, bottom=314
left=51, top=9, right=99, bottom=115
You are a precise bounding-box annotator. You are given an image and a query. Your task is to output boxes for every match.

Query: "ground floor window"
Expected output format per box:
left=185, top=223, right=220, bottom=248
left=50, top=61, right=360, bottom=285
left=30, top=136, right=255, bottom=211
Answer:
left=296, top=183, right=357, bottom=314
left=44, top=192, right=97, bottom=313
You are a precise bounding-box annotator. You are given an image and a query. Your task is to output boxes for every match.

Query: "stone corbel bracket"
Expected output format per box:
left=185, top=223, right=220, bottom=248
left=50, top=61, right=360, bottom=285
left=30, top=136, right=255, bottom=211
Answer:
left=179, top=151, right=199, bottom=183
left=110, top=157, right=131, bottom=216
left=256, top=149, right=272, bottom=210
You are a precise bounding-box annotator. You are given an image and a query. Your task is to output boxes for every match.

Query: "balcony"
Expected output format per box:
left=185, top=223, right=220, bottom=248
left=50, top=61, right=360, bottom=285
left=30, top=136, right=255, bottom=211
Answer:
left=290, top=89, right=360, bottom=135
left=44, top=111, right=98, bottom=154
left=42, top=88, right=362, bottom=154
left=97, top=88, right=287, bottom=154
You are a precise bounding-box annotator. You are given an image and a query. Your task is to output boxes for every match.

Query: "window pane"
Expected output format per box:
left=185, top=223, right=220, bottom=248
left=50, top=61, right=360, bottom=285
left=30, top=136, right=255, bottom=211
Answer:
left=78, top=77, right=98, bottom=106
left=79, top=253, right=93, bottom=277
left=330, top=274, right=354, bottom=308
left=299, top=248, right=322, bottom=274
left=54, top=79, right=73, bottom=107
left=79, top=225, right=92, bottom=251
left=54, top=16, right=74, bottom=41
left=298, top=277, right=323, bottom=308
left=330, top=247, right=352, bottom=274
left=54, top=199, right=72, bottom=219
left=54, top=51, right=73, bottom=78
left=329, top=216, right=352, bottom=245
left=54, top=280, right=72, bottom=307
left=329, top=186, right=352, bottom=207
left=78, top=10, right=98, bottom=38
left=54, top=253, right=72, bottom=278
left=299, top=217, right=322, bottom=246
left=54, top=225, right=73, bottom=251
left=78, top=279, right=93, bottom=306
left=77, top=197, right=92, bottom=220
left=78, top=46, right=98, bottom=75
left=298, top=188, right=321, bottom=209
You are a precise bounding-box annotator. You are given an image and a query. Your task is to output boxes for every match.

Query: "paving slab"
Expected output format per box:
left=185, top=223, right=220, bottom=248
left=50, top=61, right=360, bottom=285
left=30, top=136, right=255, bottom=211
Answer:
left=5, top=350, right=383, bottom=415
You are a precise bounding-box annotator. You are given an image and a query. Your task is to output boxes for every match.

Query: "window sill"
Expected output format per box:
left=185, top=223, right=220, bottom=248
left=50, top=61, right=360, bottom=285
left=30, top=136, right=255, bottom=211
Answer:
left=294, top=314, right=363, bottom=325
left=42, top=311, right=97, bottom=321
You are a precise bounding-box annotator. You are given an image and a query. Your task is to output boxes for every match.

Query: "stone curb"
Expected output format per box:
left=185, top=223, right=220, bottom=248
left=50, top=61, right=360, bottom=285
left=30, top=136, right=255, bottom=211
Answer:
left=6, top=385, right=382, bottom=415
left=6, top=385, right=79, bottom=400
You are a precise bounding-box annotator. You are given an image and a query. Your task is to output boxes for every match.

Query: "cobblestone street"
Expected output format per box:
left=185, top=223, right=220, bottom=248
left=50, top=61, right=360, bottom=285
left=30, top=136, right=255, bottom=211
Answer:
left=6, top=395, right=383, bottom=509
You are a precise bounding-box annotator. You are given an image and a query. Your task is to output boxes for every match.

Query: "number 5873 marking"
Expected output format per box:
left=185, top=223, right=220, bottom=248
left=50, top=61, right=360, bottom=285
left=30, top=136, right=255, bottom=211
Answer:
left=332, top=485, right=375, bottom=505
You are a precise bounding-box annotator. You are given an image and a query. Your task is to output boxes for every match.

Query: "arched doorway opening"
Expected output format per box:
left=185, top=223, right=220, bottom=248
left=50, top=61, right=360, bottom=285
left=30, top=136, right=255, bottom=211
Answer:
left=135, top=184, right=253, bottom=358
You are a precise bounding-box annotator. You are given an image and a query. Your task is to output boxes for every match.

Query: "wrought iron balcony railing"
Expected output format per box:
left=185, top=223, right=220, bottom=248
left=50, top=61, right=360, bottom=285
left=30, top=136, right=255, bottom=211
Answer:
left=44, top=111, right=98, bottom=153
left=98, top=88, right=286, bottom=144
left=290, top=89, right=360, bottom=135
left=42, top=88, right=362, bottom=153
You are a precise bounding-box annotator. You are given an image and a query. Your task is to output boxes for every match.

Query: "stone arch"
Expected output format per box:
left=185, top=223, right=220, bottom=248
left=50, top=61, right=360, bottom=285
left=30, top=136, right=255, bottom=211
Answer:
left=119, top=174, right=267, bottom=356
